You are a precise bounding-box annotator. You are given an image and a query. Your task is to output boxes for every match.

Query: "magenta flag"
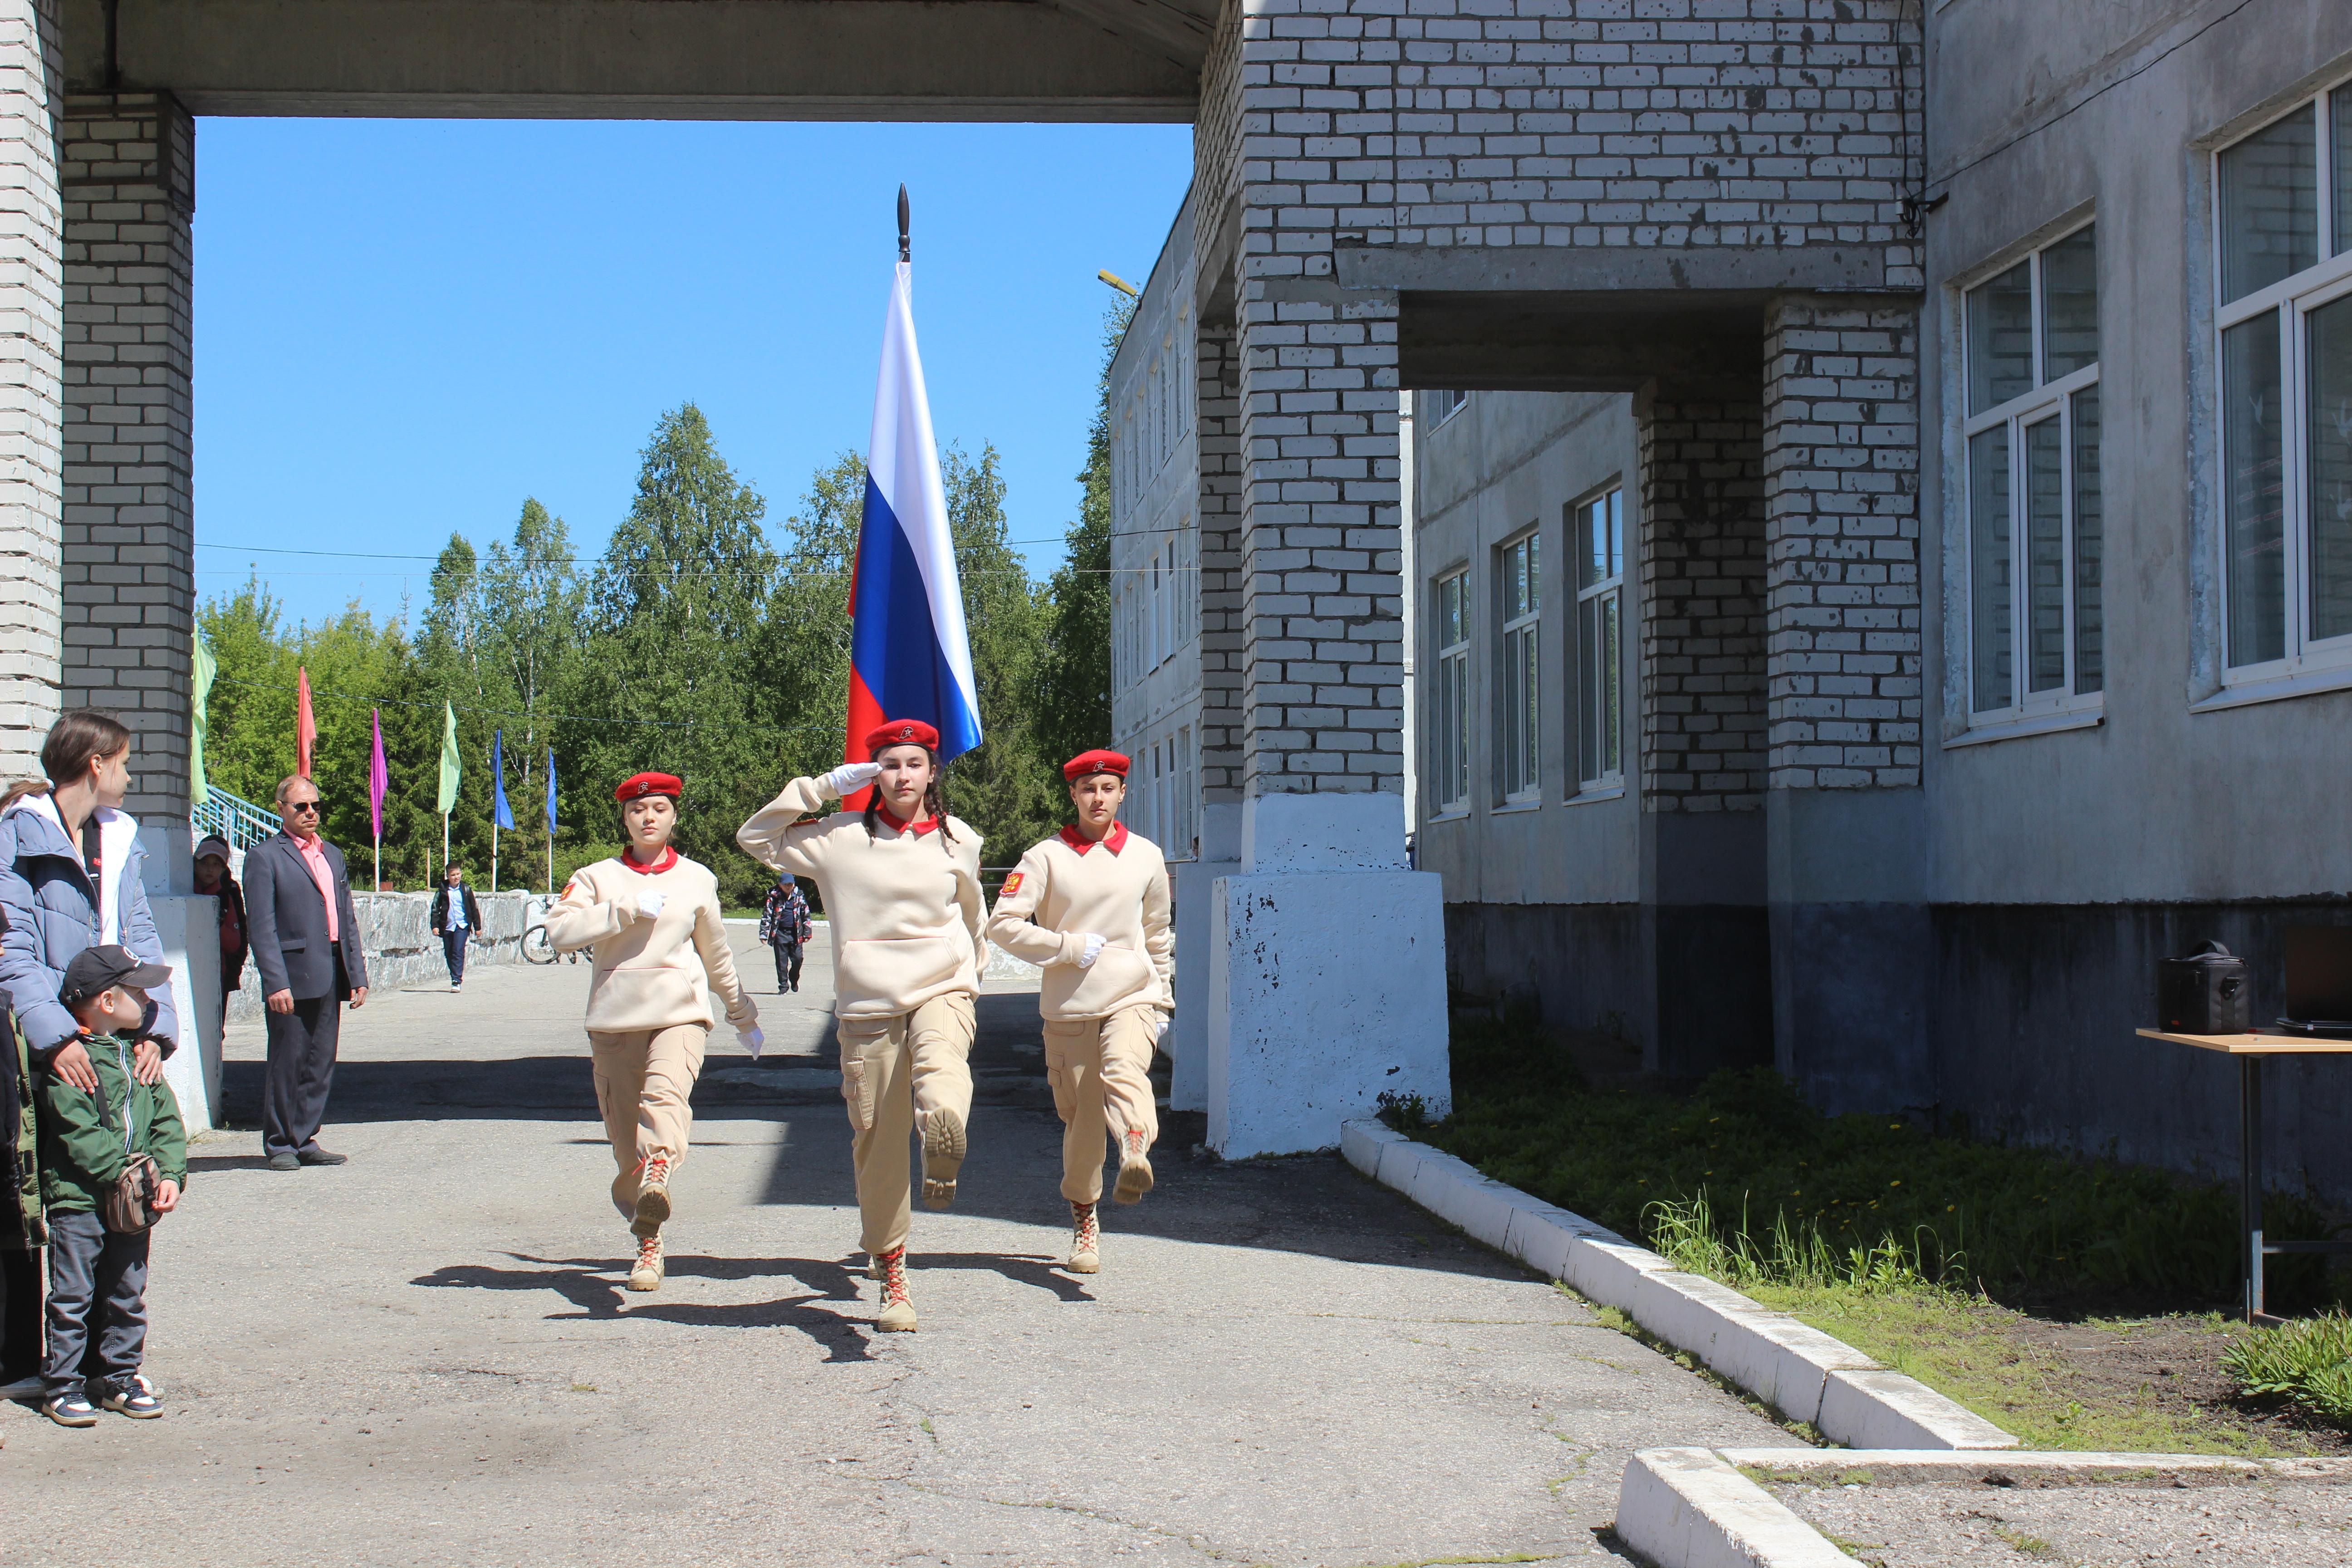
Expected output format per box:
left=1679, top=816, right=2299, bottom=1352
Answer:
left=368, top=708, right=388, bottom=841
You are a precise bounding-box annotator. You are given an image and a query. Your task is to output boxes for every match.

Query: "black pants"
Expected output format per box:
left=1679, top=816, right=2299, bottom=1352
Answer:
left=441, top=928, right=468, bottom=985
left=1, top=1244, right=39, bottom=1384
left=263, top=945, right=346, bottom=1158
left=770, top=938, right=803, bottom=993
left=42, top=1211, right=147, bottom=1399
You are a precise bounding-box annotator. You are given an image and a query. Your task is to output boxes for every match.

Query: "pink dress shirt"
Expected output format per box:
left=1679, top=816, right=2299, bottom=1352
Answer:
left=294, top=833, right=340, bottom=944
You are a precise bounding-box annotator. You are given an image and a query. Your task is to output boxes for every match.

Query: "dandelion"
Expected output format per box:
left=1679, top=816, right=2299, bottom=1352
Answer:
left=1890, top=1180, right=1902, bottom=1187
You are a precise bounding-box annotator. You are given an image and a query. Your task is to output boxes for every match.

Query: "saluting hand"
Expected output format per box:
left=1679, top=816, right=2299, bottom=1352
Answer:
left=820, top=761, right=882, bottom=799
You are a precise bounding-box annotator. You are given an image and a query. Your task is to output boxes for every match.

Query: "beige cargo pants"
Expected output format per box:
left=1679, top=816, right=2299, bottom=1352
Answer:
left=1042, top=1004, right=1161, bottom=1204
left=588, top=1023, right=708, bottom=1230
left=837, top=993, right=975, bottom=1257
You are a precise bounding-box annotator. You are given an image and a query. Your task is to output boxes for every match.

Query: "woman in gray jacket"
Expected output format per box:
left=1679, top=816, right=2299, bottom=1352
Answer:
left=0, top=711, right=176, bottom=1094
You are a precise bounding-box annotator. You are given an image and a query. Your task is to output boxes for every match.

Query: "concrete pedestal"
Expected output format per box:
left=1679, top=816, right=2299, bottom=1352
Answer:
left=1207, top=794, right=1450, bottom=1158
left=1168, top=801, right=1240, bottom=1114
left=147, top=893, right=223, bottom=1134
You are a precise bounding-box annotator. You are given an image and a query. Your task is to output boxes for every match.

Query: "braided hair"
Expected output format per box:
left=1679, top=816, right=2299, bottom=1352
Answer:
left=862, top=746, right=957, bottom=845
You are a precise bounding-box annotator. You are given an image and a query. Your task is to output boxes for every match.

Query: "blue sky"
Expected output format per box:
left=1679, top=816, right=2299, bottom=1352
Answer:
left=195, top=118, right=1194, bottom=629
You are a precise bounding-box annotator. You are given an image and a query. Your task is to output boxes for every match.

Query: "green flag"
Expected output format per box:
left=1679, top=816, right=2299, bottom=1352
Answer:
left=189, top=630, right=216, bottom=804
left=436, top=701, right=461, bottom=814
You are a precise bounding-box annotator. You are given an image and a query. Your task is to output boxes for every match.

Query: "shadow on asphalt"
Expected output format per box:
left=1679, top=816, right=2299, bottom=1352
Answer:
left=410, top=1250, right=885, bottom=1362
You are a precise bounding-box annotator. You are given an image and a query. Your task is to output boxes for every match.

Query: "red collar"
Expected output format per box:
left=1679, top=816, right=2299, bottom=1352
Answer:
left=619, top=847, right=679, bottom=875
left=1059, top=821, right=1128, bottom=855
left=876, top=804, right=939, bottom=837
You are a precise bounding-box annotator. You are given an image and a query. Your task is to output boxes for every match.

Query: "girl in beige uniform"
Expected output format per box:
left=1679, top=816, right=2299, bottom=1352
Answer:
left=735, top=720, right=985, bottom=1333
left=986, top=749, right=1172, bottom=1275
left=543, top=771, right=761, bottom=1294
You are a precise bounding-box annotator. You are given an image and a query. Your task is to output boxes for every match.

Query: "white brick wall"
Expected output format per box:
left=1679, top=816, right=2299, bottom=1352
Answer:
left=60, top=92, right=194, bottom=818
left=0, top=0, right=62, bottom=779
left=1195, top=0, right=1922, bottom=802
left=1635, top=385, right=1766, bottom=811
left=1762, top=295, right=1920, bottom=789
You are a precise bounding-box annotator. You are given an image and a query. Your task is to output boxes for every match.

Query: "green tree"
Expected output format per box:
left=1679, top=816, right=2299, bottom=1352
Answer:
left=1031, top=303, right=1127, bottom=771
left=562, top=402, right=794, bottom=907
left=939, top=442, right=1055, bottom=861
left=477, top=499, right=587, bottom=890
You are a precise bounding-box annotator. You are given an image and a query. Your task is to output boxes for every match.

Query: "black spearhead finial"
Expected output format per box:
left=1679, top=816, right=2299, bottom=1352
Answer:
left=897, top=185, right=911, bottom=263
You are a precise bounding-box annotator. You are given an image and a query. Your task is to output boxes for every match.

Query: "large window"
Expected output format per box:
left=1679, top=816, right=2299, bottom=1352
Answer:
left=2216, top=83, right=2352, bottom=685
left=1574, top=488, right=1625, bottom=788
left=1963, top=222, right=2103, bottom=722
left=1497, top=531, right=1541, bottom=801
left=1431, top=570, right=1470, bottom=813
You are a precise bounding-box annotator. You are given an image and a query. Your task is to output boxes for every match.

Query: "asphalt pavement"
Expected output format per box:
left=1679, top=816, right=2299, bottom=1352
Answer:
left=1, top=923, right=1795, bottom=1566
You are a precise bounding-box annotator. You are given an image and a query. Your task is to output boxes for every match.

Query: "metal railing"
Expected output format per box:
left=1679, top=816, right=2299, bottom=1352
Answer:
left=191, top=783, right=277, bottom=851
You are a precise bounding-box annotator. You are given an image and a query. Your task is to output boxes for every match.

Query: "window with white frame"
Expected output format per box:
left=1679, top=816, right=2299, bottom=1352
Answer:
left=1574, top=487, right=1625, bottom=787
left=1176, top=724, right=1194, bottom=856
left=1963, top=221, right=2104, bottom=720
left=2216, top=82, right=2352, bottom=681
left=1431, top=570, right=1470, bottom=813
left=1497, top=531, right=1541, bottom=800
left=1424, top=388, right=1466, bottom=425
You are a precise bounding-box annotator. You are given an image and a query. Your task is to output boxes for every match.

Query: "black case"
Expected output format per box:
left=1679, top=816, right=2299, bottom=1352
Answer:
left=2157, top=941, right=2249, bottom=1034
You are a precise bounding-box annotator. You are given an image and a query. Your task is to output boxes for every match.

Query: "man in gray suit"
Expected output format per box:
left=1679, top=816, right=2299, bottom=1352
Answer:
left=245, top=774, right=369, bottom=1171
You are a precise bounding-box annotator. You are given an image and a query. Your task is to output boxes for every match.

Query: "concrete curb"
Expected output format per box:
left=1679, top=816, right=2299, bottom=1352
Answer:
left=1340, top=1120, right=2017, bottom=1452
left=1616, top=1447, right=2352, bottom=1566
left=1616, top=1449, right=1853, bottom=1568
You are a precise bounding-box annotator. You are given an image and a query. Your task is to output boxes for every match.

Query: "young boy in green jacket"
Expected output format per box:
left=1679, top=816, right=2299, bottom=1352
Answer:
left=38, top=944, right=185, bottom=1427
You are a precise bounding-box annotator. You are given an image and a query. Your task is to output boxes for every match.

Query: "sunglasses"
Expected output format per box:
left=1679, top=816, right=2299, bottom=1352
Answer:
left=286, top=799, right=323, bottom=814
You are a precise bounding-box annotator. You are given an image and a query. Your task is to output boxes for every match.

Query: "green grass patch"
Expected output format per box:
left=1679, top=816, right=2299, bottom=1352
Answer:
left=1407, top=1006, right=2345, bottom=1307
left=1747, top=1283, right=2308, bottom=1453
left=2224, top=1310, right=2352, bottom=1426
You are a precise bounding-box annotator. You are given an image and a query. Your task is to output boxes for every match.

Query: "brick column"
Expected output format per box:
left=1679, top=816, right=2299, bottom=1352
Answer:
left=0, top=0, right=62, bottom=778
left=59, top=91, right=194, bottom=827
left=1193, top=314, right=1243, bottom=805
left=1632, top=382, right=1773, bottom=1078
left=1634, top=388, right=1768, bottom=816
left=1194, top=1, right=1447, bottom=1156
left=1762, top=296, right=1923, bottom=791
left=1760, top=294, right=1930, bottom=1111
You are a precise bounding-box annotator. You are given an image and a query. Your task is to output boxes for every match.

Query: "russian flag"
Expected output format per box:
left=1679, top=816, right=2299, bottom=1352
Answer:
left=844, top=255, right=983, bottom=800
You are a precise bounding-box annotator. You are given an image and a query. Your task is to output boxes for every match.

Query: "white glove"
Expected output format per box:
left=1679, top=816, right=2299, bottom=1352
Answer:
left=1077, top=933, right=1107, bottom=969
left=737, top=1024, right=765, bottom=1061
left=635, top=890, right=667, bottom=920
left=1153, top=1014, right=1170, bottom=1043
left=820, top=761, right=883, bottom=798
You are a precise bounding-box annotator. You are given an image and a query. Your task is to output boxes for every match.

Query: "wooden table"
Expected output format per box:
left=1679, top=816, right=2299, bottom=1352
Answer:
left=2137, top=1029, right=2352, bottom=1323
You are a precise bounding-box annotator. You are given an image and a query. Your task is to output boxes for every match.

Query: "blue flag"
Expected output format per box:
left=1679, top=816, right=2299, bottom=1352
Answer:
left=491, top=730, right=515, bottom=831
left=544, top=748, right=557, bottom=833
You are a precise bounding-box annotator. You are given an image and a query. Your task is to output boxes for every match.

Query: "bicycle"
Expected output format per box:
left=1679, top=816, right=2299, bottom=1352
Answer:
left=521, top=896, right=579, bottom=966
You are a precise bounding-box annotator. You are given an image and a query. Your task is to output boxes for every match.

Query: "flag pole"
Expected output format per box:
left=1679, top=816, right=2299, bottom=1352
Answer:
left=491, top=823, right=499, bottom=896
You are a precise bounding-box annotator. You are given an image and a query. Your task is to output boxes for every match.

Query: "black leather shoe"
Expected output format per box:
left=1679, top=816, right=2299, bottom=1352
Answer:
left=267, top=1152, right=299, bottom=1171
left=298, top=1148, right=348, bottom=1166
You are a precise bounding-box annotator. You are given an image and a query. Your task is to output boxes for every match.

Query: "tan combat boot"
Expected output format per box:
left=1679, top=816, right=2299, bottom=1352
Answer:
left=1112, top=1129, right=1154, bottom=1205
left=634, top=1153, right=673, bottom=1231
left=627, top=1230, right=665, bottom=1292
left=875, top=1245, right=917, bottom=1332
left=1067, top=1200, right=1100, bottom=1274
left=919, top=1107, right=966, bottom=1210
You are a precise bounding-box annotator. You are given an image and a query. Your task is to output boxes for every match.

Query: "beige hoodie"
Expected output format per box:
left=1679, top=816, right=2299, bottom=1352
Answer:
left=985, top=823, right=1173, bottom=1022
left=735, top=777, right=985, bottom=1020
left=542, top=851, right=757, bottom=1034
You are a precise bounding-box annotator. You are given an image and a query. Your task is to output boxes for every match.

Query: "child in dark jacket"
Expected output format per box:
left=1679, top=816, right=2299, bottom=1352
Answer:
left=37, top=943, right=185, bottom=1426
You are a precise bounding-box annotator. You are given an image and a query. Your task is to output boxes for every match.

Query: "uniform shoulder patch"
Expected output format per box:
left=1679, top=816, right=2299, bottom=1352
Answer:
left=998, top=872, right=1024, bottom=897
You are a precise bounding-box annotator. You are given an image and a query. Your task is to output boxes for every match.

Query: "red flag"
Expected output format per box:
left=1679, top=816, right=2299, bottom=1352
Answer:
left=296, top=666, right=316, bottom=778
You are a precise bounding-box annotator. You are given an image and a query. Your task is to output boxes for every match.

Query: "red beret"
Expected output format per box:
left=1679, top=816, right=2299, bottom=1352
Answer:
left=1063, top=749, right=1130, bottom=782
left=865, top=719, right=939, bottom=754
left=615, top=771, right=683, bottom=803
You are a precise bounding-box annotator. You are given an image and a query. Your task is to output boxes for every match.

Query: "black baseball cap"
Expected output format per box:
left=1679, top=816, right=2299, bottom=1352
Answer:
left=60, top=944, right=172, bottom=1009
